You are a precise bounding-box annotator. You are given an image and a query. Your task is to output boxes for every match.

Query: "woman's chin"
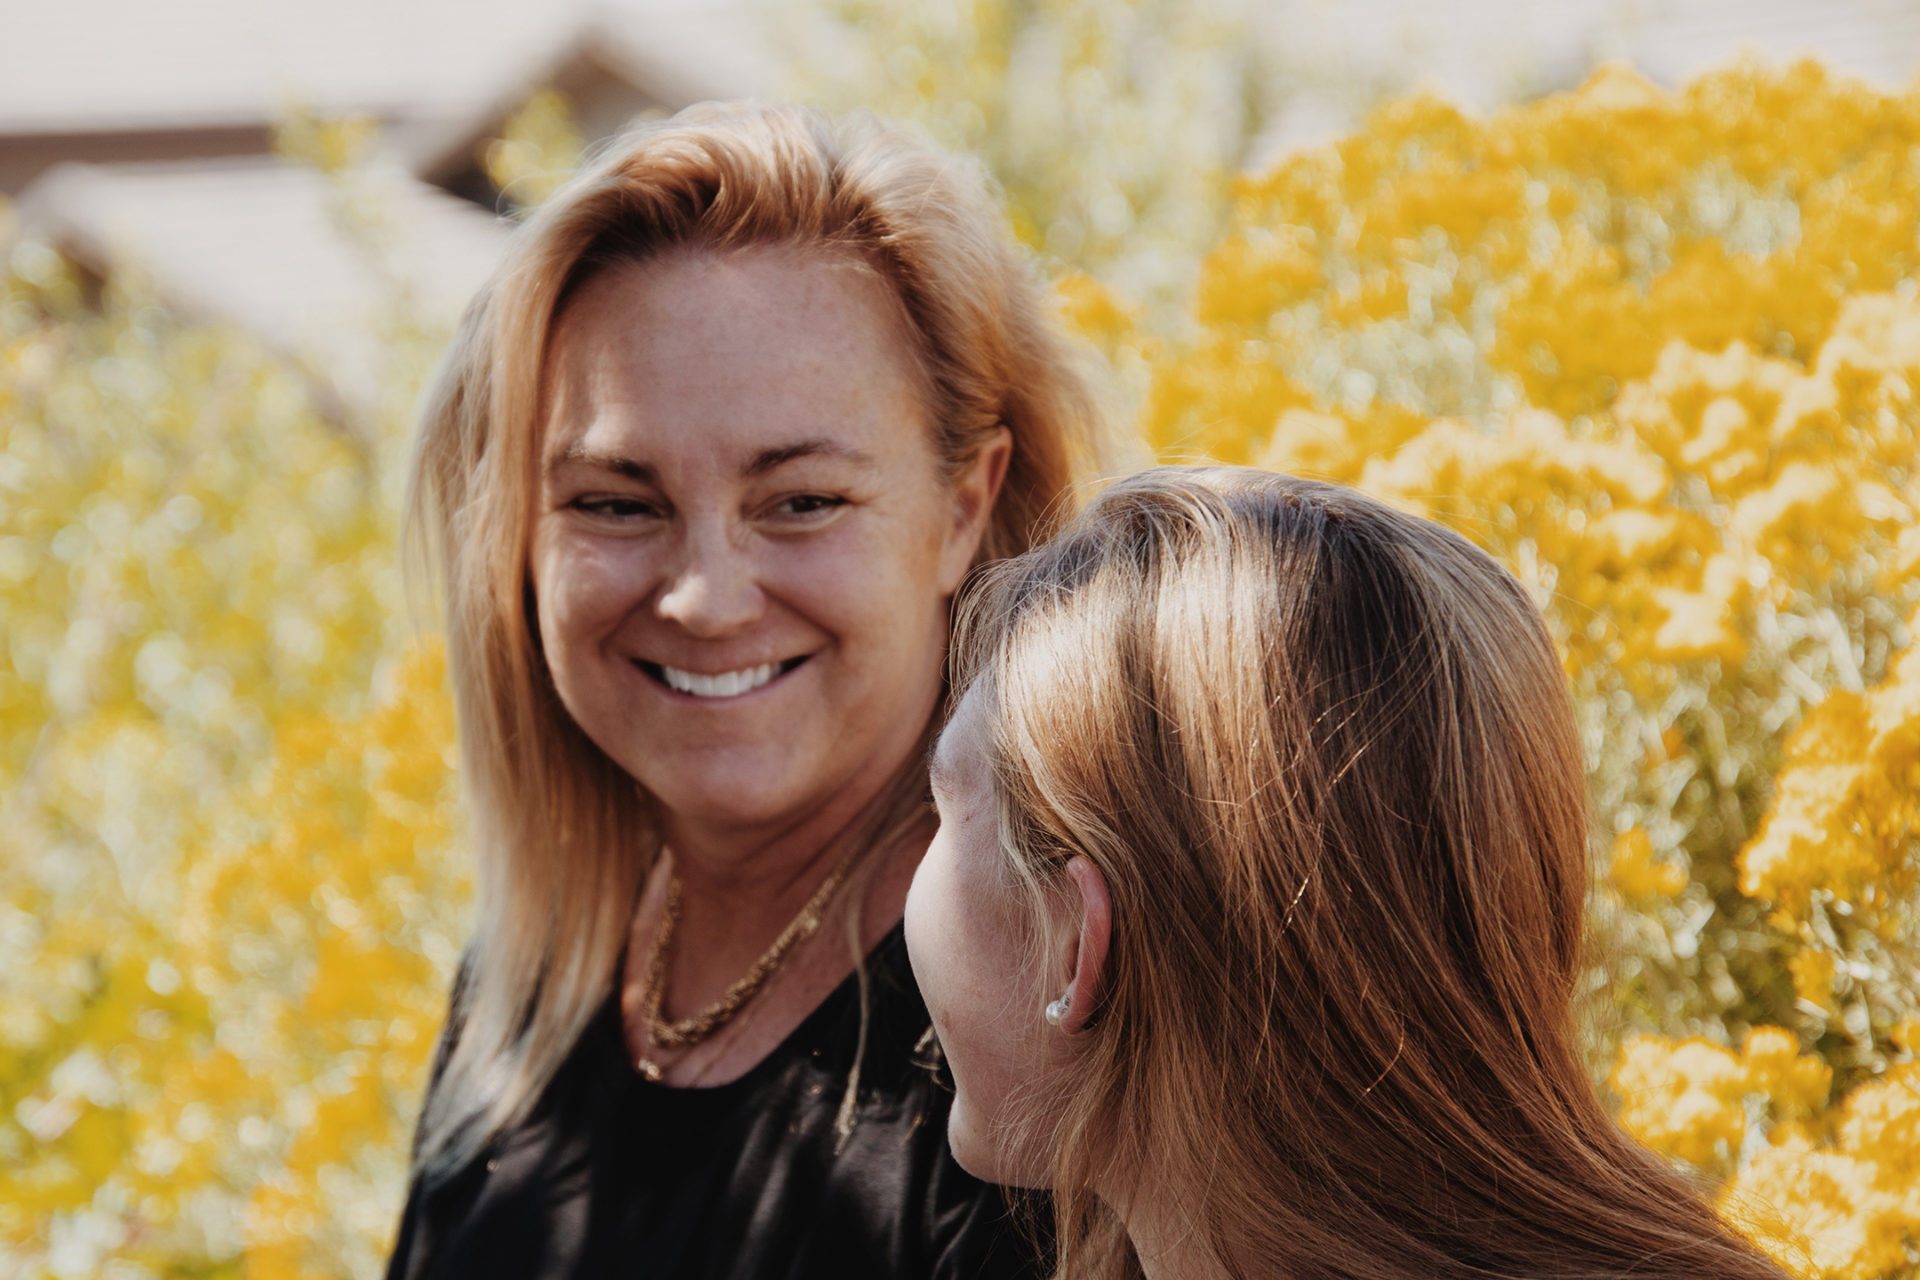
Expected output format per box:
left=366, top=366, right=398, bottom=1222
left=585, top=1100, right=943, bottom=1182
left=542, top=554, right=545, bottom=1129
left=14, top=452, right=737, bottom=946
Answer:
left=945, top=1114, right=1004, bottom=1184
left=646, top=778, right=811, bottom=837
left=946, top=1106, right=1051, bottom=1190
left=608, top=740, right=821, bottom=830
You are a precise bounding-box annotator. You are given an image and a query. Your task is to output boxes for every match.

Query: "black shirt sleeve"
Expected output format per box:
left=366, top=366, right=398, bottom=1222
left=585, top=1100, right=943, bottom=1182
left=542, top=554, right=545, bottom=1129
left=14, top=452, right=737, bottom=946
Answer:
left=384, top=954, right=472, bottom=1280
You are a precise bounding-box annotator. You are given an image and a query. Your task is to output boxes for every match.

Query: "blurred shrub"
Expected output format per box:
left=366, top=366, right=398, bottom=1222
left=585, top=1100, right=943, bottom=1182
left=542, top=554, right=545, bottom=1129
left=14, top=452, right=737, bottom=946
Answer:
left=0, top=174, right=465, bottom=1274
left=794, top=0, right=1287, bottom=320
left=3, top=55, right=1919, bottom=1280
left=1130, top=61, right=1920, bottom=1277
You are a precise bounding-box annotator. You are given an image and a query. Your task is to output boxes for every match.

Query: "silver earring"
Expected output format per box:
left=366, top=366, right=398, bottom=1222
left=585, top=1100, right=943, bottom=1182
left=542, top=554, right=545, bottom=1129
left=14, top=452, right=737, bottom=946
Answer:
left=1044, top=993, right=1072, bottom=1026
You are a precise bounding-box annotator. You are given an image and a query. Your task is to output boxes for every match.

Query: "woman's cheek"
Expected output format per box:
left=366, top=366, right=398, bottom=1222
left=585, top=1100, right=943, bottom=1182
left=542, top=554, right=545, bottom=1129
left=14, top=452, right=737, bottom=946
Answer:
left=803, top=503, right=947, bottom=600
left=905, top=832, right=964, bottom=1007
left=907, top=834, right=1001, bottom=1051
left=538, top=530, right=654, bottom=631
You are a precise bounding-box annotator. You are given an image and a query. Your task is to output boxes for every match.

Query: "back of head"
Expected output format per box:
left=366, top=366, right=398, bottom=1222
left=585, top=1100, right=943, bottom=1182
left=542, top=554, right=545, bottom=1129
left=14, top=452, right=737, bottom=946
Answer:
left=408, top=101, right=1104, bottom=1180
left=956, top=467, right=1788, bottom=1279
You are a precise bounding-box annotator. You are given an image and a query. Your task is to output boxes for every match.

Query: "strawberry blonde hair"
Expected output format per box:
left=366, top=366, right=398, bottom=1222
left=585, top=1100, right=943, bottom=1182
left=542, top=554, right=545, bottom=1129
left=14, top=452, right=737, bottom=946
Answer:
left=954, top=468, right=1789, bottom=1279
left=407, top=102, right=1102, bottom=1180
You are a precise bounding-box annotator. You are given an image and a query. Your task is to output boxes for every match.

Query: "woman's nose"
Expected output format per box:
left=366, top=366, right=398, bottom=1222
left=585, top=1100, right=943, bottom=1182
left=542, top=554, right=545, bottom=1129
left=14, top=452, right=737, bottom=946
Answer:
left=654, top=522, right=764, bottom=637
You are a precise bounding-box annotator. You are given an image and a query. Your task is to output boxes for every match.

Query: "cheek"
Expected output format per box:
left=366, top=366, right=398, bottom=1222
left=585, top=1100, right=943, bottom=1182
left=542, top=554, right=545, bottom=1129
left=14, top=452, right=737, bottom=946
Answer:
left=775, top=522, right=951, bottom=657
left=824, top=513, right=943, bottom=594
left=903, top=834, right=964, bottom=1016
left=531, top=526, right=650, bottom=653
left=906, top=830, right=1051, bottom=1177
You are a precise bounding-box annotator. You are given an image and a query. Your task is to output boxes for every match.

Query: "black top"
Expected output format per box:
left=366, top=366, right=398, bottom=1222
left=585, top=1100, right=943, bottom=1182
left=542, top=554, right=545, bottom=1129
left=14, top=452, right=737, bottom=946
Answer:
left=384, top=925, right=1043, bottom=1280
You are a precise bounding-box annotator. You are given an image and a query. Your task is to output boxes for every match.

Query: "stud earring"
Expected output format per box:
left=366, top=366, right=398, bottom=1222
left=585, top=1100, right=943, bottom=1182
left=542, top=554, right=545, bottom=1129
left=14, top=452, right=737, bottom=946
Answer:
left=1044, top=993, right=1072, bottom=1026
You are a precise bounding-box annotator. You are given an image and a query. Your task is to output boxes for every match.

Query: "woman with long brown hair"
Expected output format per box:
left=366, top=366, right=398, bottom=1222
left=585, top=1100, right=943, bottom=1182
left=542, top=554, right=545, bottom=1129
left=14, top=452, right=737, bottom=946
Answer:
left=906, top=468, right=1791, bottom=1278
left=385, top=102, right=1104, bottom=1278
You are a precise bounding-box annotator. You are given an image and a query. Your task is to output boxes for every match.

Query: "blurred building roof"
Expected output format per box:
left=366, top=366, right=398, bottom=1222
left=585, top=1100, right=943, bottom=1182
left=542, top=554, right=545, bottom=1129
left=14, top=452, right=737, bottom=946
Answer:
left=0, top=0, right=553, bottom=135
left=0, top=0, right=771, bottom=195
left=5, top=1, right=773, bottom=413
left=0, top=0, right=548, bottom=194
left=20, top=157, right=509, bottom=414
left=411, top=8, right=769, bottom=207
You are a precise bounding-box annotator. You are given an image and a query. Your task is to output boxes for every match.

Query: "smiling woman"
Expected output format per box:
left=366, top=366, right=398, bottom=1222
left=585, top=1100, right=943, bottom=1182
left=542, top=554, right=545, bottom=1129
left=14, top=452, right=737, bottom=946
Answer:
left=385, top=103, right=1104, bottom=1279
left=531, top=249, right=981, bottom=843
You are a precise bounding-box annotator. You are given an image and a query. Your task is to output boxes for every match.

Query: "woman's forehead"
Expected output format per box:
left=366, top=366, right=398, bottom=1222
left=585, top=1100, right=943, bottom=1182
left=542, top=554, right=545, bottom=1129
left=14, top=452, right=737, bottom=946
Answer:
left=548, top=247, right=918, bottom=378
left=538, top=250, right=935, bottom=471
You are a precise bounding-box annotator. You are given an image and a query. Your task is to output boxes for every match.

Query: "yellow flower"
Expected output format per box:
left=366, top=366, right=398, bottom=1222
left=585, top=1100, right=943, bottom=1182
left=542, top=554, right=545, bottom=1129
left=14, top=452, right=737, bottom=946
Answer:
left=1724, top=1136, right=1889, bottom=1279
left=1612, top=1034, right=1750, bottom=1165
left=1610, top=828, right=1688, bottom=899
left=1647, top=554, right=1751, bottom=666
left=1788, top=950, right=1837, bottom=1013
left=1054, top=270, right=1141, bottom=346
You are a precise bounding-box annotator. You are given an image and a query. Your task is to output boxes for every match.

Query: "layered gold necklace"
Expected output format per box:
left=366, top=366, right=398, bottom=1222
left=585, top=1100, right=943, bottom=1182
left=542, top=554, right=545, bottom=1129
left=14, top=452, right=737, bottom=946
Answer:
left=630, top=854, right=858, bottom=1082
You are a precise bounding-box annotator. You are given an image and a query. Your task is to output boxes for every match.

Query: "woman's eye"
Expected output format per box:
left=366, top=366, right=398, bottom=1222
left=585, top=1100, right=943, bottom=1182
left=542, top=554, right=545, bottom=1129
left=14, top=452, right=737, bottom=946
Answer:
left=570, top=496, right=661, bottom=520
left=772, top=494, right=848, bottom=520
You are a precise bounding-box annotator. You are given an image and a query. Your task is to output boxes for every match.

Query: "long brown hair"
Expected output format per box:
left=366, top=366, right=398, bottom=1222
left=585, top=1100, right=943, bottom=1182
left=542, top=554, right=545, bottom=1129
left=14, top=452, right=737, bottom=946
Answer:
left=955, top=468, right=1789, bottom=1279
left=407, top=101, right=1104, bottom=1180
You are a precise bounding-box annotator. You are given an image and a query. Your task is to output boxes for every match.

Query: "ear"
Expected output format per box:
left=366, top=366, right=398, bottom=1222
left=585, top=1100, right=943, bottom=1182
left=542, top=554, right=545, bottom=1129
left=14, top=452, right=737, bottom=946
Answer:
left=1057, top=855, right=1111, bottom=1035
left=936, top=426, right=1014, bottom=595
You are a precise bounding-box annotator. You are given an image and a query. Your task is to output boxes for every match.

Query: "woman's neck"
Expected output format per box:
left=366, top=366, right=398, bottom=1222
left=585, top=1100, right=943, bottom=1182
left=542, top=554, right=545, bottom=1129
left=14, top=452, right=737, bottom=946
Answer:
left=622, top=763, right=935, bottom=1086
left=642, top=742, right=932, bottom=1027
left=1111, top=1185, right=1231, bottom=1280
left=660, top=755, right=927, bottom=945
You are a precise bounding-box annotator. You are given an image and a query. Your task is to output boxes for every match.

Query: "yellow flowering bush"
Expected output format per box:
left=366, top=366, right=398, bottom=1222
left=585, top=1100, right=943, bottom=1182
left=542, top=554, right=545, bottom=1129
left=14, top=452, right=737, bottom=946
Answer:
left=7, top=55, right=1920, bottom=1280
left=0, top=188, right=465, bottom=1273
left=795, top=0, right=1285, bottom=317
left=1131, top=60, right=1920, bottom=1278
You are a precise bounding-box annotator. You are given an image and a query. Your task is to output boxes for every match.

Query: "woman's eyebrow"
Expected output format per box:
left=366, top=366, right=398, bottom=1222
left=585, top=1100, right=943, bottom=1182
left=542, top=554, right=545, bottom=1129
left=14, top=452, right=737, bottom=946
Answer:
left=547, top=442, right=658, bottom=485
left=546, top=439, right=874, bottom=482
left=744, top=439, right=877, bottom=477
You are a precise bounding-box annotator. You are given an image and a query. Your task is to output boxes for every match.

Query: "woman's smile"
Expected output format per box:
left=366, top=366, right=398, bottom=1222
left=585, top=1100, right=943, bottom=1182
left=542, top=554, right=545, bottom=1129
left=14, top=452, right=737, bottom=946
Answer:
left=634, top=655, right=814, bottom=701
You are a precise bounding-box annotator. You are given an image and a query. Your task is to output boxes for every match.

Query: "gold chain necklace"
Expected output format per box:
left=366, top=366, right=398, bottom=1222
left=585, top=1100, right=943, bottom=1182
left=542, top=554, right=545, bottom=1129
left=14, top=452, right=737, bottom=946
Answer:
left=631, top=854, right=858, bottom=1082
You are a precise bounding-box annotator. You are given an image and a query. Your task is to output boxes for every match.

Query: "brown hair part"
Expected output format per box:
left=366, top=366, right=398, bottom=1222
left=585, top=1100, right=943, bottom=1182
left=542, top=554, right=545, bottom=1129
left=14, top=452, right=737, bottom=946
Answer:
left=955, top=467, right=1789, bottom=1279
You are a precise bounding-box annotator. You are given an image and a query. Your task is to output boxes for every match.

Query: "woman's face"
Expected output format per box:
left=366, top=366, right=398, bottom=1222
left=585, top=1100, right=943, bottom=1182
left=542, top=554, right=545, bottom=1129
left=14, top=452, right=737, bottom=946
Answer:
left=905, top=686, right=1059, bottom=1185
left=531, top=247, right=1001, bottom=840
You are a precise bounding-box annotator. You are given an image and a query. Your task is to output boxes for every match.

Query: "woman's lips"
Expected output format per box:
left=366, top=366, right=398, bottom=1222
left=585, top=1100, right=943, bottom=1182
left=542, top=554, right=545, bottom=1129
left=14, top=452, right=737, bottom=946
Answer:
left=632, top=654, right=810, bottom=700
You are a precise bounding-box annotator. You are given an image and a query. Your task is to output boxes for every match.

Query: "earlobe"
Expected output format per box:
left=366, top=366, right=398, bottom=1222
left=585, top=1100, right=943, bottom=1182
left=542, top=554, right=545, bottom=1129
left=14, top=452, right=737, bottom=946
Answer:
left=1058, top=855, right=1112, bottom=1035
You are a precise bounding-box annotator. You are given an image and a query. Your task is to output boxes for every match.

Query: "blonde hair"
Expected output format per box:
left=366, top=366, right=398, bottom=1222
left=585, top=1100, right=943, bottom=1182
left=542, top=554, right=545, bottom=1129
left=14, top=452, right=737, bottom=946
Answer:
left=955, top=468, right=1789, bottom=1279
left=407, top=101, right=1101, bottom=1178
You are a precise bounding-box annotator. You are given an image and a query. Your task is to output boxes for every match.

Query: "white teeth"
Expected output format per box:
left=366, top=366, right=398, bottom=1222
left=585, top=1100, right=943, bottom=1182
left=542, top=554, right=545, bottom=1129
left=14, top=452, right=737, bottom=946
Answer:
left=659, top=661, right=781, bottom=698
